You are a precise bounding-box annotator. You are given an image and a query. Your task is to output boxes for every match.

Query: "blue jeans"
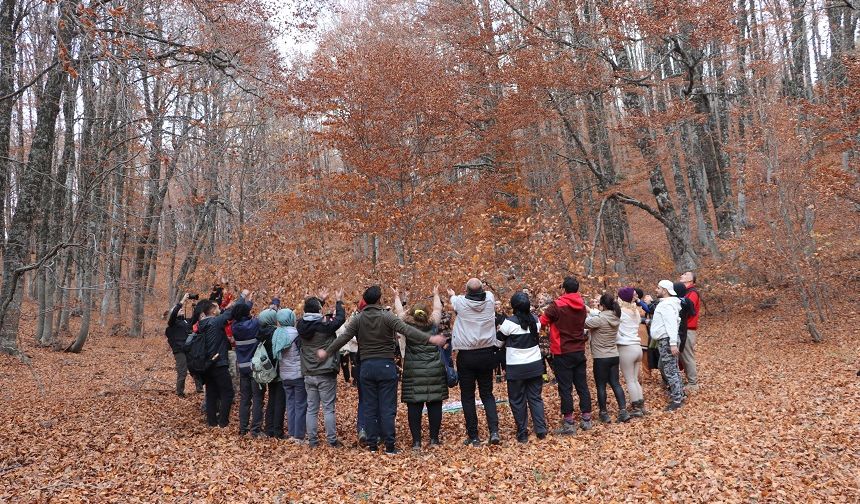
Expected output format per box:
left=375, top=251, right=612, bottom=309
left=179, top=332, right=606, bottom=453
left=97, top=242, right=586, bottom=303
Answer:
left=282, top=378, right=307, bottom=440
left=360, top=358, right=399, bottom=450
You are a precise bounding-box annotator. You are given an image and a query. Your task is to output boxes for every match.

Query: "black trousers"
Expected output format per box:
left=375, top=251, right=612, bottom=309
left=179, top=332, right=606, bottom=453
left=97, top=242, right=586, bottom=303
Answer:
left=265, top=380, right=286, bottom=438
left=593, top=356, right=626, bottom=411
left=406, top=401, right=443, bottom=443
left=204, top=366, right=234, bottom=427
left=456, top=347, right=500, bottom=439
left=507, top=376, right=547, bottom=440
left=552, top=351, right=592, bottom=416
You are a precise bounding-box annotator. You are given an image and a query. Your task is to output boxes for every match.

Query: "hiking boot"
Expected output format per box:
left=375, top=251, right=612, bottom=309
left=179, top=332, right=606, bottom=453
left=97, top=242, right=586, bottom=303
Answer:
left=463, top=437, right=481, bottom=447
left=328, top=440, right=344, bottom=448
left=412, top=441, right=422, bottom=452
left=367, top=444, right=378, bottom=452
left=629, top=400, right=645, bottom=417
left=177, top=392, right=186, bottom=398
left=598, top=411, right=612, bottom=424
left=684, top=384, right=700, bottom=393
left=357, top=429, right=367, bottom=449
left=536, top=432, right=547, bottom=440
left=429, top=437, right=442, bottom=447
left=489, top=432, right=501, bottom=445
left=251, top=431, right=268, bottom=439
left=516, top=435, right=528, bottom=444
left=617, top=409, right=632, bottom=423
left=552, top=421, right=576, bottom=436
left=580, top=417, right=593, bottom=431
left=384, top=447, right=400, bottom=455
left=665, top=401, right=684, bottom=412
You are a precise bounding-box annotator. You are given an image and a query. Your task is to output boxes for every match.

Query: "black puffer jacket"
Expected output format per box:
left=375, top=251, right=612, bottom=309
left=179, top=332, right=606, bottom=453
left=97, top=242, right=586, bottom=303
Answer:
left=165, top=303, right=192, bottom=354
left=401, top=323, right=448, bottom=404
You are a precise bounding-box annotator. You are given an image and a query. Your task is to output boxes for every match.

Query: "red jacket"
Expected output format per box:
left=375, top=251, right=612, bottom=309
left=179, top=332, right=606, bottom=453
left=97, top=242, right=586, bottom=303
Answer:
left=539, top=293, right=588, bottom=355
left=686, top=286, right=701, bottom=330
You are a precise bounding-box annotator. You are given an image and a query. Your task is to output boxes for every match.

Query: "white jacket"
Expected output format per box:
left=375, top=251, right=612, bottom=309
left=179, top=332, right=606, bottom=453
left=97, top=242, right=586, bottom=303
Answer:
left=650, top=297, right=681, bottom=346
left=616, top=307, right=641, bottom=346
left=450, top=291, right=499, bottom=351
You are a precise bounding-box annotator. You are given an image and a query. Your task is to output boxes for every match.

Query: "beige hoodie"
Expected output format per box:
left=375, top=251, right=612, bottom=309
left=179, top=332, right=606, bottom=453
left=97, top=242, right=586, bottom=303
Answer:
left=585, top=310, right=621, bottom=358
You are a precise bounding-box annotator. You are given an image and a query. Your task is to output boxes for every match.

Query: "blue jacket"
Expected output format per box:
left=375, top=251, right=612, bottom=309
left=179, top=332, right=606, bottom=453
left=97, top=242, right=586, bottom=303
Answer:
left=232, top=317, right=260, bottom=375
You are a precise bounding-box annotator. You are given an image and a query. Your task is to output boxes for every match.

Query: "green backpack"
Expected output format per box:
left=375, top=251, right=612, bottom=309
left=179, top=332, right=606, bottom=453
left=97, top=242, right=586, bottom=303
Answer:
left=251, top=342, right=278, bottom=385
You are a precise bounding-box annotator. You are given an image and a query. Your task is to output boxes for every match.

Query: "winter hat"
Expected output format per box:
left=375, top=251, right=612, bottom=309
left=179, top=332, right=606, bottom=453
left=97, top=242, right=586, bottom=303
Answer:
left=673, top=282, right=688, bottom=298
left=618, top=287, right=635, bottom=303
left=658, top=280, right=677, bottom=296
left=258, top=309, right=278, bottom=327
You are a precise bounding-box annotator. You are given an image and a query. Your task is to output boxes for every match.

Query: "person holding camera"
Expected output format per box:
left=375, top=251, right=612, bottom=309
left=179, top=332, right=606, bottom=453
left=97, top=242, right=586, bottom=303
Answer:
left=166, top=293, right=203, bottom=397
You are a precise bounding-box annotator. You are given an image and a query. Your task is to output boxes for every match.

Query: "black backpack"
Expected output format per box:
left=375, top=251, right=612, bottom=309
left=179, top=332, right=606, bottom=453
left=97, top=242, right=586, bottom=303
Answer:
left=184, top=332, right=209, bottom=377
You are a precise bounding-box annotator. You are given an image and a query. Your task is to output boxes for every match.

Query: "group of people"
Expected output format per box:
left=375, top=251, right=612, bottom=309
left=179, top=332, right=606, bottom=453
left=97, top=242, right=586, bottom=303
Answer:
left=164, top=272, right=701, bottom=454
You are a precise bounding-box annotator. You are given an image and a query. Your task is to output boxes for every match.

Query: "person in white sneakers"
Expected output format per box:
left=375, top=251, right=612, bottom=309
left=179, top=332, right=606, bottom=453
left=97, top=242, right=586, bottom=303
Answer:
left=650, top=280, right=684, bottom=411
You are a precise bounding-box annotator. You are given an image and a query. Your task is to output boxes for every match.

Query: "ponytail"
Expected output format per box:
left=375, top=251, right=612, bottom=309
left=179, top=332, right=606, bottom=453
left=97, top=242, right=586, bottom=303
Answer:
left=599, top=292, right=621, bottom=318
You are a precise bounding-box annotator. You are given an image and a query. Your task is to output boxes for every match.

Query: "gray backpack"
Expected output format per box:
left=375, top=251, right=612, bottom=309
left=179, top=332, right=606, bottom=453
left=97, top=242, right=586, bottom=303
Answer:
left=251, top=342, right=278, bottom=385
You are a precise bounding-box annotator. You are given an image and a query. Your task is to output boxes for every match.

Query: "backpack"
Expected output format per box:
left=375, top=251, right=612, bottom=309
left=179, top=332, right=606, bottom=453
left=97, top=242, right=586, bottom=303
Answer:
left=185, top=332, right=209, bottom=377
left=251, top=342, right=278, bottom=385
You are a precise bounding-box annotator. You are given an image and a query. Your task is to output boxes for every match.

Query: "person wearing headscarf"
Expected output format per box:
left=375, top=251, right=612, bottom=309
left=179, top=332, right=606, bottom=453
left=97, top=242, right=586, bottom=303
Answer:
left=275, top=308, right=305, bottom=442
left=497, top=291, right=547, bottom=443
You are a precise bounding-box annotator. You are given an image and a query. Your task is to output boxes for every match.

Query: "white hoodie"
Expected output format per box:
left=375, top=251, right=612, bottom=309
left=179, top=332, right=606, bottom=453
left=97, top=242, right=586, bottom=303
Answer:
left=650, top=296, right=681, bottom=346
left=450, top=291, right=498, bottom=351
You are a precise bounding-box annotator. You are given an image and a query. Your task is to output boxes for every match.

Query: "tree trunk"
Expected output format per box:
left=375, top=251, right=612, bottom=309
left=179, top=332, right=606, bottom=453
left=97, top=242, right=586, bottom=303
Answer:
left=0, top=0, right=75, bottom=356
left=0, top=0, right=16, bottom=245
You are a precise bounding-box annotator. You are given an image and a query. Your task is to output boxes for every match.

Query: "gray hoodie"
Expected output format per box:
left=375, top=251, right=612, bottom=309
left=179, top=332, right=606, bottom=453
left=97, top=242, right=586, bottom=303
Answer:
left=450, top=291, right=499, bottom=351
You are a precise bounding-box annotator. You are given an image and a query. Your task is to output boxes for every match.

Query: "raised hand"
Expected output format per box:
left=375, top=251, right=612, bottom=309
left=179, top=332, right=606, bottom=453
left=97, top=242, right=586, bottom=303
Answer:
left=433, top=284, right=439, bottom=296
left=318, top=288, right=330, bottom=302
left=335, top=288, right=344, bottom=302
left=446, top=288, right=456, bottom=298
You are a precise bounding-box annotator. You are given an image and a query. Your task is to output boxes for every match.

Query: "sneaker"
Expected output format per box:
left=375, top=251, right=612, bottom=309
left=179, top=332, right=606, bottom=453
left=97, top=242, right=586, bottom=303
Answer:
left=516, top=436, right=528, bottom=444
left=429, top=438, right=442, bottom=446
left=412, top=441, right=422, bottom=452
left=357, top=429, right=367, bottom=449
left=308, top=441, right=319, bottom=449
left=251, top=431, right=268, bottom=439
left=580, top=418, right=593, bottom=431
left=463, top=438, right=481, bottom=447
left=367, top=444, right=378, bottom=452
left=329, top=440, right=344, bottom=448
left=536, top=432, right=547, bottom=440
left=684, top=384, right=700, bottom=393
left=665, top=401, right=683, bottom=412
left=617, top=409, right=632, bottom=423
left=384, top=447, right=400, bottom=455
left=599, top=411, right=612, bottom=424
left=552, top=421, right=576, bottom=436
left=489, top=432, right=501, bottom=445
left=629, top=400, right=645, bottom=417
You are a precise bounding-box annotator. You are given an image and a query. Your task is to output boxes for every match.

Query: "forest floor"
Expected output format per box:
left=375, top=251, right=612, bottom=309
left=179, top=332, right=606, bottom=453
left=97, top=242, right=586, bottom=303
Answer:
left=1, top=298, right=858, bottom=503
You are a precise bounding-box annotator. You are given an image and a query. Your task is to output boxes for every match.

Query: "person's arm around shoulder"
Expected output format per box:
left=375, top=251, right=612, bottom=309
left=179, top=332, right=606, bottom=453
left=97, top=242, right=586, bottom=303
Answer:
left=318, top=306, right=358, bottom=361
left=539, top=301, right=558, bottom=327
left=386, top=312, right=447, bottom=348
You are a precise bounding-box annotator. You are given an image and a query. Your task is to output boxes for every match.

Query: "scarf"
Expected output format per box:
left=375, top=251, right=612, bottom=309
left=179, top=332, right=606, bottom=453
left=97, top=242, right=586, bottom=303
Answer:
left=272, top=309, right=298, bottom=356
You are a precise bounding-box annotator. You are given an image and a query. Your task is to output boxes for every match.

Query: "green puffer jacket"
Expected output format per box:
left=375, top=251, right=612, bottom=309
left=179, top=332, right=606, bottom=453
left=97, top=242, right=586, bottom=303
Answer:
left=401, top=323, right=448, bottom=404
